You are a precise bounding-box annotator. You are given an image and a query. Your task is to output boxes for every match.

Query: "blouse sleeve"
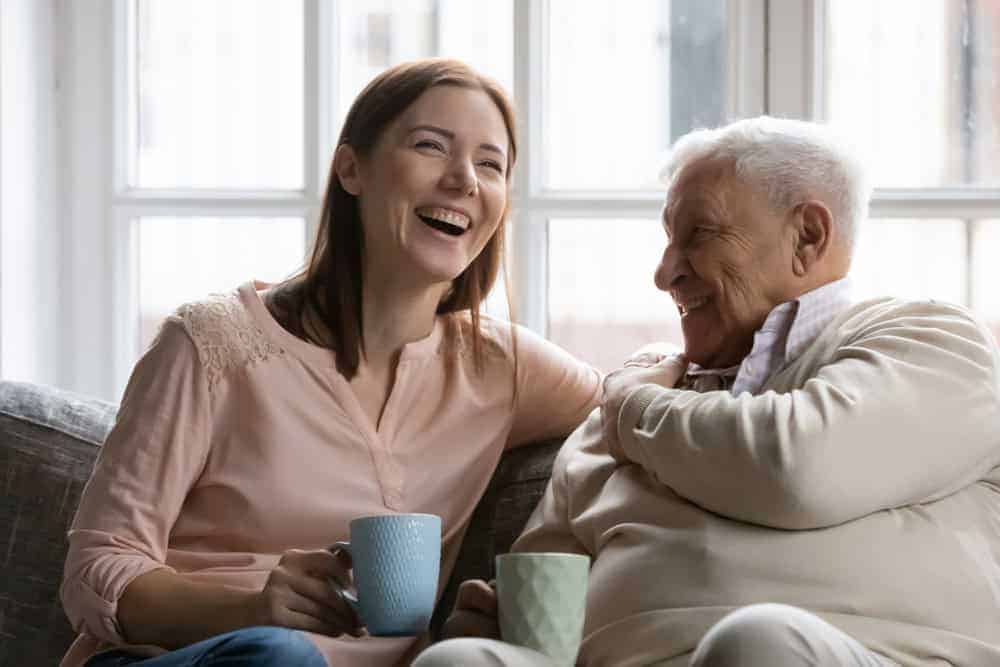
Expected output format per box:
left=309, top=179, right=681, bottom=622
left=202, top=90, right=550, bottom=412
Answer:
left=507, top=324, right=603, bottom=448
left=60, top=318, right=212, bottom=644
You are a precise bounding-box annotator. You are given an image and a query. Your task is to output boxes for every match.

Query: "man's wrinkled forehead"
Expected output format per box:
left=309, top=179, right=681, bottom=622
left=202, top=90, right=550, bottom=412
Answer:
left=662, top=158, right=735, bottom=224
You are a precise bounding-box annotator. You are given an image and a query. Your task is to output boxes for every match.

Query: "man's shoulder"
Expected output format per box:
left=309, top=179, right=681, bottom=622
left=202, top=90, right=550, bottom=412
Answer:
left=829, top=297, right=998, bottom=360
left=833, top=296, right=984, bottom=332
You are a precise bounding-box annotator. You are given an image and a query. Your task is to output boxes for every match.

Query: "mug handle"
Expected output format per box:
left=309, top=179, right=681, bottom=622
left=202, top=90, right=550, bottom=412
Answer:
left=329, top=541, right=360, bottom=610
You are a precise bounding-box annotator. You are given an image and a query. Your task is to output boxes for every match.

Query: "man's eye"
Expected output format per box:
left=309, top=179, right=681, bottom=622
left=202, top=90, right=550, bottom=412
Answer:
left=692, top=226, right=715, bottom=241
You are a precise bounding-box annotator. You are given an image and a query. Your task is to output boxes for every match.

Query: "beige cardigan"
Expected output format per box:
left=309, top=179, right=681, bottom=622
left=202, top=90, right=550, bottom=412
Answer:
left=516, top=298, right=1000, bottom=666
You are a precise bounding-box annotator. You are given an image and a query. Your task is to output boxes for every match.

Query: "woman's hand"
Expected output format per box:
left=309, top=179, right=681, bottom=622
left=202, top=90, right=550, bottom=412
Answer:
left=441, top=579, right=500, bottom=640
left=250, top=548, right=363, bottom=638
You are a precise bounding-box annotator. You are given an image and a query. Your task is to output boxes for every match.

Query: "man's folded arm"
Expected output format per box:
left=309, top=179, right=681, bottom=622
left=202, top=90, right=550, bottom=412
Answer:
left=616, top=301, right=1000, bottom=530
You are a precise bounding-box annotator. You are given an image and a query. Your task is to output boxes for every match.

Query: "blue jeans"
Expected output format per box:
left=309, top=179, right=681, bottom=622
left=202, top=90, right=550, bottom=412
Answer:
left=85, top=626, right=327, bottom=667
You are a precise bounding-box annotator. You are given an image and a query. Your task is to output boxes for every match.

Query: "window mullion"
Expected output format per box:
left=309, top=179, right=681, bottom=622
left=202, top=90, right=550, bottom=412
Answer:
left=728, top=0, right=767, bottom=118
left=511, top=0, right=547, bottom=335
left=766, top=0, right=822, bottom=119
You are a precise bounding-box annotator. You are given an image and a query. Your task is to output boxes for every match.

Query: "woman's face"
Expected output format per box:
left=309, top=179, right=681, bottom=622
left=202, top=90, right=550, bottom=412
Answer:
left=339, top=85, right=510, bottom=288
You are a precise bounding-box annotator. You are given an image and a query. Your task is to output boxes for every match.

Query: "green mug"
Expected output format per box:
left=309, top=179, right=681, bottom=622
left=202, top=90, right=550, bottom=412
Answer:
left=495, top=552, right=590, bottom=665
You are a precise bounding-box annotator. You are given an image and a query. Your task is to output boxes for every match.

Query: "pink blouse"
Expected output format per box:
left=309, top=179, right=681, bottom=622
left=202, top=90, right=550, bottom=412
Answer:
left=60, top=282, right=601, bottom=667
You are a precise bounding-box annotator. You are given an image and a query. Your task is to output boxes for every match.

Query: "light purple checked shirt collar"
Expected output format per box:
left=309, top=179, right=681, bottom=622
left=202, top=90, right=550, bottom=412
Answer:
left=685, top=277, right=854, bottom=396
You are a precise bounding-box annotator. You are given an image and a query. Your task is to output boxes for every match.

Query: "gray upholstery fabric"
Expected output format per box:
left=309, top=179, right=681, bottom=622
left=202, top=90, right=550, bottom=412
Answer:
left=0, top=380, right=560, bottom=662
left=0, top=381, right=115, bottom=666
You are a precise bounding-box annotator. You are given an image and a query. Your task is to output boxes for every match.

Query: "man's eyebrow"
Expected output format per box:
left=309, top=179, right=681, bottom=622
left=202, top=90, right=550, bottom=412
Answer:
left=409, top=124, right=506, bottom=156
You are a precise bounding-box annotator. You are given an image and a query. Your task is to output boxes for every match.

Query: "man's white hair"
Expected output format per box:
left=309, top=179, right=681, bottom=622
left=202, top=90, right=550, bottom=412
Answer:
left=659, top=116, right=872, bottom=251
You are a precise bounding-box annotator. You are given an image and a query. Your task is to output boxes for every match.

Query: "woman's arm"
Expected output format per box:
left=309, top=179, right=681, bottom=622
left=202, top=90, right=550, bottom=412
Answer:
left=60, top=318, right=215, bottom=645
left=61, top=317, right=360, bottom=648
left=506, top=324, right=603, bottom=448
left=119, top=548, right=358, bottom=649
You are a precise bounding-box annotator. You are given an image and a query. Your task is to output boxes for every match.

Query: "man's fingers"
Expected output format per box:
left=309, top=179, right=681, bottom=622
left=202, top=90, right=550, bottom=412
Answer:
left=455, top=579, right=497, bottom=615
left=441, top=610, right=501, bottom=640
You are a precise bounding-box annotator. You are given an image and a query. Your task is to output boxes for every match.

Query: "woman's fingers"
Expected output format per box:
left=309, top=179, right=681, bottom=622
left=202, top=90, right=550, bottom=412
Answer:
left=263, top=548, right=364, bottom=637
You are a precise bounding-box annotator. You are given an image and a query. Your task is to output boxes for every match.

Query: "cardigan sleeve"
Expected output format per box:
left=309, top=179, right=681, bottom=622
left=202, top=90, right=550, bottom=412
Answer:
left=507, top=324, right=602, bottom=448
left=616, top=300, right=1000, bottom=530
left=60, top=318, right=213, bottom=644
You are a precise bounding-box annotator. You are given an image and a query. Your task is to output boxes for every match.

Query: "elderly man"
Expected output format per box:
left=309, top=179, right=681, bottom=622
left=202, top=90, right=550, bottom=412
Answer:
left=415, top=116, right=1000, bottom=666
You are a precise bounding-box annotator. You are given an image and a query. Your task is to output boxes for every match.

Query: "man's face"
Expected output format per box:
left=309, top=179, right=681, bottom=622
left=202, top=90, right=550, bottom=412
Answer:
left=655, top=160, right=799, bottom=369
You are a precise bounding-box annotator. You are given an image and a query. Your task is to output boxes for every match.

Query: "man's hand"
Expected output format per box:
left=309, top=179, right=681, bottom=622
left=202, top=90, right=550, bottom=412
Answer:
left=602, top=351, right=686, bottom=461
left=441, top=579, right=500, bottom=640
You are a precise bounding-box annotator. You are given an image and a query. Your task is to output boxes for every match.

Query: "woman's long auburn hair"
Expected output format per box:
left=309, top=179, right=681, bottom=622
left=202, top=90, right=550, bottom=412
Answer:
left=273, top=59, right=518, bottom=378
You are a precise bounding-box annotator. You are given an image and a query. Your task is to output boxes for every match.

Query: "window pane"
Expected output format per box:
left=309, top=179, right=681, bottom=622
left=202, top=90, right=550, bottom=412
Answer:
left=825, top=1, right=1000, bottom=187
left=548, top=219, right=679, bottom=372
left=546, top=0, right=727, bottom=190
left=336, top=0, right=513, bottom=122
left=136, top=0, right=304, bottom=189
left=973, top=220, right=1000, bottom=343
left=850, top=219, right=966, bottom=303
left=137, top=217, right=306, bottom=352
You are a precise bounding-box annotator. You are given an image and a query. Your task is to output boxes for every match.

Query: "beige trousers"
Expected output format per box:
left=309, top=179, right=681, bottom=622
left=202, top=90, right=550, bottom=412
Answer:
left=413, top=604, right=901, bottom=667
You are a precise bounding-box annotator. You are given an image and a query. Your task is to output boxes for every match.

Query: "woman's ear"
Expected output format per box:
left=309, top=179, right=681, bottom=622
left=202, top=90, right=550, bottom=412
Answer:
left=334, top=144, right=363, bottom=196
left=790, top=200, right=833, bottom=277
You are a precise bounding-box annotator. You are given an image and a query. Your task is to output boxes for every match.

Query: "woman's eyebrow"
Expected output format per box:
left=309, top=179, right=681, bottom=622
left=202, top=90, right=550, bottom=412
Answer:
left=409, top=124, right=506, bottom=156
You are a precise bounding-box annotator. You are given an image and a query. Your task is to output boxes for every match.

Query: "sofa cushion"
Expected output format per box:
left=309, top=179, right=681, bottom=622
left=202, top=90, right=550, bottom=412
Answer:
left=0, top=381, right=115, bottom=665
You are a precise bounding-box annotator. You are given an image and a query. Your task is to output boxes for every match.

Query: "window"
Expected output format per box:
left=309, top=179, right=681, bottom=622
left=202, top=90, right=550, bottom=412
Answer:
left=821, top=0, right=1000, bottom=341
left=51, top=0, right=1000, bottom=399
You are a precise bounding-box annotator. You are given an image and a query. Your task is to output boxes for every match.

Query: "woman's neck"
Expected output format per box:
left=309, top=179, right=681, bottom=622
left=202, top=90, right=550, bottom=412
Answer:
left=358, top=278, right=448, bottom=369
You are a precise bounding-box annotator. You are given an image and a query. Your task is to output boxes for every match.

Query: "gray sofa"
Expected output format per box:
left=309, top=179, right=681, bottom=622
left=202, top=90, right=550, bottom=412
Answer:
left=0, top=379, right=561, bottom=665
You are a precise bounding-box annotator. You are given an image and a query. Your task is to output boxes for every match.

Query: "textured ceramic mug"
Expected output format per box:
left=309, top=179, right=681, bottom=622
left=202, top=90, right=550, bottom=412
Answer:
left=495, top=552, right=590, bottom=665
left=332, top=513, right=441, bottom=636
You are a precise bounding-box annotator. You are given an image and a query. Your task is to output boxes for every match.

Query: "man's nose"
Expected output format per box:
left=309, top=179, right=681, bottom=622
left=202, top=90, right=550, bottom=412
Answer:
left=441, top=157, right=478, bottom=196
left=654, top=243, right=688, bottom=291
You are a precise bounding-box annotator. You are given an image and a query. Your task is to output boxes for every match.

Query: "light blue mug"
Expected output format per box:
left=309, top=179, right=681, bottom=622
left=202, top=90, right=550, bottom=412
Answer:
left=332, top=513, right=442, bottom=637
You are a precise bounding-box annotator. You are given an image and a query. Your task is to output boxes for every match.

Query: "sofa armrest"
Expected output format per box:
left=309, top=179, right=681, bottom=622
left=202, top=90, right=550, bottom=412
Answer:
left=0, top=381, right=115, bottom=665
left=429, top=438, right=563, bottom=639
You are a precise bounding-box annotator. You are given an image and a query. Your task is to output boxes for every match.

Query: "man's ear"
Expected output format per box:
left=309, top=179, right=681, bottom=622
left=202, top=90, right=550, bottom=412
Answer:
left=334, top=144, right=363, bottom=196
left=790, top=200, right=833, bottom=276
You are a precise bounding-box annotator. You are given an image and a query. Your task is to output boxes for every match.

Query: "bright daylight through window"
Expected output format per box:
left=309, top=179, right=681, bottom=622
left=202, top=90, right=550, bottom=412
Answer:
left=118, top=0, right=1000, bottom=389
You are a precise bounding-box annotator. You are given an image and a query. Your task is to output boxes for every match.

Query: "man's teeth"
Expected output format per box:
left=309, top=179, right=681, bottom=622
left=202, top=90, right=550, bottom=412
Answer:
left=679, top=297, right=709, bottom=315
left=415, top=207, right=470, bottom=232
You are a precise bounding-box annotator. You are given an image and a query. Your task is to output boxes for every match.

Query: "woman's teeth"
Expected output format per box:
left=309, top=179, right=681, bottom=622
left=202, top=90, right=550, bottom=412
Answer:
left=416, top=207, right=470, bottom=236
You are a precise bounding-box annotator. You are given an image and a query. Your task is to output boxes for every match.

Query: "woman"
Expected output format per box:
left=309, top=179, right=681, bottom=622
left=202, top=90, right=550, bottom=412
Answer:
left=61, top=59, right=601, bottom=667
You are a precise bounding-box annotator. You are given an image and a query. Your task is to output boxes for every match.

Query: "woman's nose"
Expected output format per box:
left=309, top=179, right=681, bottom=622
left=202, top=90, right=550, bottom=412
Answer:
left=441, top=157, right=478, bottom=196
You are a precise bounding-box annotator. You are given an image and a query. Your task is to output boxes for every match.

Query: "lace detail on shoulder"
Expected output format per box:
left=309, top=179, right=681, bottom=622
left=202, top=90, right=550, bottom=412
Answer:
left=173, top=291, right=284, bottom=390
left=440, top=312, right=511, bottom=365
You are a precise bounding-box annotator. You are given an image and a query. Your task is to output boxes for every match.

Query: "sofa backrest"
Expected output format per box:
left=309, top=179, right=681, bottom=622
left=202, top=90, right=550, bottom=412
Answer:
left=0, top=380, right=116, bottom=665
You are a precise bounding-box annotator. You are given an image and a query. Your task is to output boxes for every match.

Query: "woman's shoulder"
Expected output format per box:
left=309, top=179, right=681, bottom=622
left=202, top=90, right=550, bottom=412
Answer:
left=158, top=285, right=284, bottom=389
left=438, top=311, right=517, bottom=364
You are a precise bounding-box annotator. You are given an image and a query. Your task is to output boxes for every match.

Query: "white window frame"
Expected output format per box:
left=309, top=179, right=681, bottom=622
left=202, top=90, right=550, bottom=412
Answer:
left=56, top=0, right=770, bottom=401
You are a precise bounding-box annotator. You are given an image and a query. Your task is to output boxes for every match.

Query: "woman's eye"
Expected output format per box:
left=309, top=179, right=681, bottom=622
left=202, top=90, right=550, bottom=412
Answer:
left=479, top=160, right=504, bottom=174
left=415, top=140, right=445, bottom=152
